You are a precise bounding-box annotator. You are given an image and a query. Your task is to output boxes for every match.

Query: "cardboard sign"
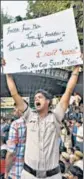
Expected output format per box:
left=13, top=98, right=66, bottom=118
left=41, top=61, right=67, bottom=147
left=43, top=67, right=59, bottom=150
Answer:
left=3, top=8, right=83, bottom=73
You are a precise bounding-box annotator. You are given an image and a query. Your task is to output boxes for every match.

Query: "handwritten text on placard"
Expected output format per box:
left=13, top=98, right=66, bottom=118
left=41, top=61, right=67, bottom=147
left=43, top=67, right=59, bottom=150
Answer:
left=3, top=8, right=83, bottom=73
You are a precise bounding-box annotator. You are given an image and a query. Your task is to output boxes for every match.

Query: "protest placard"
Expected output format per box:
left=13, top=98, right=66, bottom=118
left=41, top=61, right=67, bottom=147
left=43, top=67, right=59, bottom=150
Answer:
left=3, top=8, right=83, bottom=73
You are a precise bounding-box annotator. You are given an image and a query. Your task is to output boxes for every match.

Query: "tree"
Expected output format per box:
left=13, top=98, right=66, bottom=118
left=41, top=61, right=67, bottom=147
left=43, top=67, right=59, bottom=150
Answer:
left=26, top=0, right=71, bottom=18
left=1, top=9, right=13, bottom=38
left=15, top=15, right=23, bottom=22
left=26, top=0, right=83, bottom=46
left=14, top=16, right=27, bottom=22
left=71, top=1, right=83, bottom=46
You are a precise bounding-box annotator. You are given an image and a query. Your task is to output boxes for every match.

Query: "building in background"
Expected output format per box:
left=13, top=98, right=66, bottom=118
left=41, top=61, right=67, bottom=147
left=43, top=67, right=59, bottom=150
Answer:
left=1, top=97, right=29, bottom=117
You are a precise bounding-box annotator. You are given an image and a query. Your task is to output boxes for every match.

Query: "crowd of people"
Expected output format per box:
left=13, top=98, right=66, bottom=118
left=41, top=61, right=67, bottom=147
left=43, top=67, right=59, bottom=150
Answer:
left=0, top=94, right=83, bottom=179
left=0, top=63, right=83, bottom=179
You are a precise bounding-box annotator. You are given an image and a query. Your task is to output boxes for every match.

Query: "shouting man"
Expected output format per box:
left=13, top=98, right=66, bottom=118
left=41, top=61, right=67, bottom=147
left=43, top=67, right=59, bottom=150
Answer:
left=4, top=64, right=81, bottom=179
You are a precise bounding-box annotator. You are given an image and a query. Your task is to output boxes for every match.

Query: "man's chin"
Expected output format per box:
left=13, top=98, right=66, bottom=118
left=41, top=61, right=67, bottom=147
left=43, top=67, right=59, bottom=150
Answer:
left=35, top=106, right=42, bottom=111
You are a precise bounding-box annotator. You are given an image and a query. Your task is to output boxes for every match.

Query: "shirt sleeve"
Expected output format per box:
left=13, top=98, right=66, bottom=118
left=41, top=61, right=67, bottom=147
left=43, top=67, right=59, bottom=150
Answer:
left=53, top=102, right=65, bottom=123
left=7, top=122, right=18, bottom=153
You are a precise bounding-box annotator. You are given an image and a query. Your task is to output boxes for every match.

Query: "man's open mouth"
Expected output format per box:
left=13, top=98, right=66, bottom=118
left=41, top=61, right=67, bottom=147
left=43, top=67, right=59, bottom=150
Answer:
left=36, top=102, right=41, bottom=107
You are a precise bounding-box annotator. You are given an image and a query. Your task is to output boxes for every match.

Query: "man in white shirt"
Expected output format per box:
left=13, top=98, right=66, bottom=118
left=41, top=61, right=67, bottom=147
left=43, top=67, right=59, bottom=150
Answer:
left=4, top=65, right=81, bottom=179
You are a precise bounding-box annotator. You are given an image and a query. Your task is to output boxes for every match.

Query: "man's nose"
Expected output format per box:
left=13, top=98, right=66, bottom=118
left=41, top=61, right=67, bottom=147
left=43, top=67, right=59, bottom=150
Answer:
left=35, top=98, right=39, bottom=102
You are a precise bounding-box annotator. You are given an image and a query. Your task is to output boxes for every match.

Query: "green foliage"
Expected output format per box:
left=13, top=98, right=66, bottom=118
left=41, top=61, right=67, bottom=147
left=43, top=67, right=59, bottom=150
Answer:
left=71, top=1, right=83, bottom=45
left=15, top=16, right=23, bottom=22
left=26, top=0, right=71, bottom=18
left=1, top=10, right=12, bottom=38
left=26, top=0, right=83, bottom=45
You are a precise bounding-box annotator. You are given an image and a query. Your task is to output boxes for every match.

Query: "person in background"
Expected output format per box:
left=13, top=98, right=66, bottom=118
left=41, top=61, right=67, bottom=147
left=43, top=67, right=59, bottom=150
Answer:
left=3, top=118, right=11, bottom=142
left=79, top=103, right=83, bottom=119
left=61, top=121, right=72, bottom=151
left=67, top=147, right=74, bottom=157
left=65, top=166, right=83, bottom=179
left=60, top=152, right=70, bottom=172
left=0, top=117, right=8, bottom=136
left=5, top=113, right=27, bottom=179
left=73, top=151, right=83, bottom=171
left=73, top=92, right=82, bottom=107
left=69, top=154, right=79, bottom=166
left=0, top=136, right=7, bottom=179
left=75, top=120, right=83, bottom=152
left=69, top=95, right=75, bottom=106
left=74, top=106, right=81, bottom=120
left=59, top=145, right=67, bottom=155
left=52, top=96, right=59, bottom=108
left=0, top=136, right=7, bottom=156
left=71, top=119, right=77, bottom=147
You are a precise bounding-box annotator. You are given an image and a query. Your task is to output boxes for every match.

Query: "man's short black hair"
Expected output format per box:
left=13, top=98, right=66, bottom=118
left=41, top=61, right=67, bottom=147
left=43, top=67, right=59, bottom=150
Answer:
left=76, top=119, right=82, bottom=124
left=35, top=89, right=52, bottom=100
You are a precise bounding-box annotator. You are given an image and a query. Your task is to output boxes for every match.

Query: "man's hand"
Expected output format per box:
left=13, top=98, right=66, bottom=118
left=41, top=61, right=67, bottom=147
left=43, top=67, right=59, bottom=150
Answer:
left=1, top=58, right=6, bottom=66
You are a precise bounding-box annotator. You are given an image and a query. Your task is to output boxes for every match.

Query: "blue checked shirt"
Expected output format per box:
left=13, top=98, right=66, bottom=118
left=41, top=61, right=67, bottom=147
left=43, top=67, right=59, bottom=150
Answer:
left=7, top=117, right=26, bottom=179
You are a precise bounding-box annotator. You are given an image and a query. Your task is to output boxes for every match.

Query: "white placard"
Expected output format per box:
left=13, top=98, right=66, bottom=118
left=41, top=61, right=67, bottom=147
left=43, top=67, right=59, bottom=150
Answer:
left=3, top=8, right=83, bottom=74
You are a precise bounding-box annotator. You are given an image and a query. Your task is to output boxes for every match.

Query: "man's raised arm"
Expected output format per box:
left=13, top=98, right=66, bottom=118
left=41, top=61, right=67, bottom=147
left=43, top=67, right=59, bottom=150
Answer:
left=60, top=66, right=81, bottom=112
left=6, top=74, right=27, bottom=112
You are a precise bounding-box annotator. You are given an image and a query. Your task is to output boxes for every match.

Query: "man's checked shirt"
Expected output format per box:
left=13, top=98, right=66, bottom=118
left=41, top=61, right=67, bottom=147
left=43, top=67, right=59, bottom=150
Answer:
left=7, top=117, right=26, bottom=179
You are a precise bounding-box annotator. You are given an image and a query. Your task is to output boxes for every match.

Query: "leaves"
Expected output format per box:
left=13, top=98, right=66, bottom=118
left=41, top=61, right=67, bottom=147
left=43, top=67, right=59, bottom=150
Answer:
left=26, top=1, right=71, bottom=18
left=26, top=0, right=83, bottom=45
left=1, top=10, right=13, bottom=38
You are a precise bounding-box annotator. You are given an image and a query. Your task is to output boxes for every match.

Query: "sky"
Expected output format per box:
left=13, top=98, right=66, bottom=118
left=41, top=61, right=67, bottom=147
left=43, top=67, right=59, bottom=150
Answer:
left=1, top=1, right=28, bottom=18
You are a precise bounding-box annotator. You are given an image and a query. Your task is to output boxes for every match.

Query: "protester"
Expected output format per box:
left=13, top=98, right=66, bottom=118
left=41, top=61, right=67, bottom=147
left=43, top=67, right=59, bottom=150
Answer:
left=1, top=59, right=83, bottom=178
left=4, top=100, right=28, bottom=179
left=75, top=119, right=83, bottom=152
left=2, top=62, right=81, bottom=179
left=4, top=115, right=26, bottom=179
left=1, top=88, right=83, bottom=179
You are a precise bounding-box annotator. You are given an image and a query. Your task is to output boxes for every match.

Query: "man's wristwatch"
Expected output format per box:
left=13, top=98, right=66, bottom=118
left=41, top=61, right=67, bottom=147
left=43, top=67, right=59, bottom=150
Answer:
left=71, top=72, right=79, bottom=76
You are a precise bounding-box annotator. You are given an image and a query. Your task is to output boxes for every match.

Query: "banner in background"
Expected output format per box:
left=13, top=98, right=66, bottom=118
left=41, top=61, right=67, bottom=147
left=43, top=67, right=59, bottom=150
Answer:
left=1, top=97, right=29, bottom=108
